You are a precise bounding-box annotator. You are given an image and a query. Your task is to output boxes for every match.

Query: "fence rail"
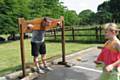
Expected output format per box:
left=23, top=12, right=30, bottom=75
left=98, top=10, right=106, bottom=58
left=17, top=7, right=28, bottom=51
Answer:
left=0, top=26, right=111, bottom=43
left=45, top=26, right=105, bottom=43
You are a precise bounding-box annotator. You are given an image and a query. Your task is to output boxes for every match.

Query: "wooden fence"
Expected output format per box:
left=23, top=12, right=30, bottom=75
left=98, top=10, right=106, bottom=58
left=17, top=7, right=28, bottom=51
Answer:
left=45, top=26, right=105, bottom=43
left=3, top=26, right=120, bottom=43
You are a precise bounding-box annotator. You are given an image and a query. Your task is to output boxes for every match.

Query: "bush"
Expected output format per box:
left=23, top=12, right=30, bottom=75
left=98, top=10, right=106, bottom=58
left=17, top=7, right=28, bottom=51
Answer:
left=0, top=37, right=5, bottom=42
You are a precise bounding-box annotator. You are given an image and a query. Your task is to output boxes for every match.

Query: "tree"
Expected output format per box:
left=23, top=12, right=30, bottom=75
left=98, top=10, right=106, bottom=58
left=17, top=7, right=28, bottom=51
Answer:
left=0, top=0, right=18, bottom=34
left=109, top=0, right=120, bottom=22
left=95, top=11, right=112, bottom=24
left=29, top=0, right=44, bottom=18
left=0, top=0, right=30, bottom=35
left=64, top=10, right=79, bottom=26
left=97, top=1, right=110, bottom=12
left=78, top=9, right=95, bottom=25
left=97, top=0, right=120, bottom=23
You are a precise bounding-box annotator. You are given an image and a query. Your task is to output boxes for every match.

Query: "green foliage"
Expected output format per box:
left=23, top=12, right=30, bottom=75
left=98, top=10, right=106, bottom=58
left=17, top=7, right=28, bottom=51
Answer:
left=95, top=11, right=112, bottom=24
left=109, top=0, right=120, bottom=22
left=97, top=0, right=120, bottom=23
left=78, top=9, right=95, bottom=25
left=64, top=10, right=79, bottom=26
left=0, top=0, right=120, bottom=35
left=97, top=1, right=110, bottom=12
left=0, top=0, right=30, bottom=34
left=29, top=0, right=44, bottom=18
left=0, top=0, right=17, bottom=34
left=0, top=0, right=66, bottom=35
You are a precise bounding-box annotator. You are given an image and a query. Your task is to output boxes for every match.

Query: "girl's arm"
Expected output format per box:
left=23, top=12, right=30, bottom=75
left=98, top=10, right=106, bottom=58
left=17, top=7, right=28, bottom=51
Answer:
left=106, top=57, right=120, bottom=72
left=111, top=41, right=120, bottom=67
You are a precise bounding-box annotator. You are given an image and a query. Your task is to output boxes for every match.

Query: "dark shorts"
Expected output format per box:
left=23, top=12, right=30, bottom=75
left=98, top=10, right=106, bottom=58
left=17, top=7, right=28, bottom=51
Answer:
left=31, top=42, right=46, bottom=57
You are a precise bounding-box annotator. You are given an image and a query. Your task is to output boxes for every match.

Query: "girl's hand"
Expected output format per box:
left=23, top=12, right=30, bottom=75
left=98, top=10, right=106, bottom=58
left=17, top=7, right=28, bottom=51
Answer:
left=106, top=64, right=114, bottom=72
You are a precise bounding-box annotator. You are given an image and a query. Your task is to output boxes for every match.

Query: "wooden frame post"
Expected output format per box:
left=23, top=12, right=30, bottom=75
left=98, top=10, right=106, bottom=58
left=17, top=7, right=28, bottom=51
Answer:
left=18, top=18, right=26, bottom=77
left=58, top=17, right=71, bottom=67
left=61, top=19, right=66, bottom=63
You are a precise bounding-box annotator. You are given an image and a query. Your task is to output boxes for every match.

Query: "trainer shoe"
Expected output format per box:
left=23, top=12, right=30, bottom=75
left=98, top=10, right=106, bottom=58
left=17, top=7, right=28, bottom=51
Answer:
left=37, top=67, right=45, bottom=74
left=44, top=66, right=53, bottom=71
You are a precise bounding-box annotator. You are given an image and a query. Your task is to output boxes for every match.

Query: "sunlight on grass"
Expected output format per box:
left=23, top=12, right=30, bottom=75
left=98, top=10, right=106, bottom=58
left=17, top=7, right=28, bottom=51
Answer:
left=0, top=39, right=102, bottom=76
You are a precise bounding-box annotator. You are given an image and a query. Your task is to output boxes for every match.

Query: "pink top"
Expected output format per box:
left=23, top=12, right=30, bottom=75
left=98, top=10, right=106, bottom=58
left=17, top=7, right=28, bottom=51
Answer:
left=96, top=40, right=120, bottom=67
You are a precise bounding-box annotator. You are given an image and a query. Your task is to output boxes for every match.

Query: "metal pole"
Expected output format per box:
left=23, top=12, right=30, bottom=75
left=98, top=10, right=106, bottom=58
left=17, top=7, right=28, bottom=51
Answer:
left=19, top=19, right=26, bottom=77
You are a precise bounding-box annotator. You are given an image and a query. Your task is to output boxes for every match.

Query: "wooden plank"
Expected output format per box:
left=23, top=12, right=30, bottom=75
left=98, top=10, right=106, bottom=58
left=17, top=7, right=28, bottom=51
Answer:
left=26, top=19, right=61, bottom=31
left=19, top=16, right=63, bottom=33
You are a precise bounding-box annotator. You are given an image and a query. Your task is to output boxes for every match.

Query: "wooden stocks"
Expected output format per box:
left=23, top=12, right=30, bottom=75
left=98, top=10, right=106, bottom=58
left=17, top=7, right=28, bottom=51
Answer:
left=18, top=16, right=64, bottom=77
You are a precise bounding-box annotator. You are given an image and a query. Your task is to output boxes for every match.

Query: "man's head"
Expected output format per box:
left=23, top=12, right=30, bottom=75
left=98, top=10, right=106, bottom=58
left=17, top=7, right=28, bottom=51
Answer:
left=41, top=17, right=51, bottom=27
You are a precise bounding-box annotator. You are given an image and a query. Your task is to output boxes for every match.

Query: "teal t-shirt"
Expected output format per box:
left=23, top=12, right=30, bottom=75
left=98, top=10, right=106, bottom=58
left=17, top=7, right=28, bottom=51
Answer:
left=31, top=30, right=45, bottom=43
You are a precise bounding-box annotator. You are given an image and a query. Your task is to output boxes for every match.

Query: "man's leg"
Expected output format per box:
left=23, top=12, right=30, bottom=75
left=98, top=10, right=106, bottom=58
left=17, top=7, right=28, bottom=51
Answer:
left=33, top=56, right=45, bottom=73
left=41, top=54, right=47, bottom=67
left=41, top=54, right=53, bottom=71
left=34, top=56, right=40, bottom=68
left=40, top=42, right=53, bottom=71
left=39, top=42, right=47, bottom=67
left=31, top=42, right=44, bottom=73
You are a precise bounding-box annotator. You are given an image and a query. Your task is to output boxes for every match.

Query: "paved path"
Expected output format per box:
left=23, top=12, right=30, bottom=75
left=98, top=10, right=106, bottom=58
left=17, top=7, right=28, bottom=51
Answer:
left=34, top=47, right=102, bottom=80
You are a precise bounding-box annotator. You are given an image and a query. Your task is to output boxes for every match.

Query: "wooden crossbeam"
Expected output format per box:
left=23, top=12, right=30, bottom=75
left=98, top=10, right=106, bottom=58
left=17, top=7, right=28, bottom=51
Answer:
left=18, top=16, right=64, bottom=33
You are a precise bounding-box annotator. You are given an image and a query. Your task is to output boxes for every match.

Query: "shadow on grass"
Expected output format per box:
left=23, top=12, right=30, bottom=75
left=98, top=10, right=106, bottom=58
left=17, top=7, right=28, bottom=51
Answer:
left=0, top=38, right=105, bottom=45
left=0, top=62, right=36, bottom=77
left=46, top=40, right=105, bottom=44
left=0, top=65, right=22, bottom=76
left=0, top=41, right=15, bottom=44
left=0, top=38, right=30, bottom=45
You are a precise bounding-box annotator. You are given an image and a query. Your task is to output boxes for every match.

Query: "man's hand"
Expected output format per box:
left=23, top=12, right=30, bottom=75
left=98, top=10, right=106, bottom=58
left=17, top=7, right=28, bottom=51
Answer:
left=57, top=21, right=62, bottom=27
left=27, top=24, right=33, bottom=30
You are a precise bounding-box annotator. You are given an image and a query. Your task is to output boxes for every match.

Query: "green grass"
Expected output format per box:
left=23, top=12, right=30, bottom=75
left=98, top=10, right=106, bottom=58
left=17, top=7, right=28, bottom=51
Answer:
left=0, top=39, right=102, bottom=76
left=0, top=25, right=103, bottom=76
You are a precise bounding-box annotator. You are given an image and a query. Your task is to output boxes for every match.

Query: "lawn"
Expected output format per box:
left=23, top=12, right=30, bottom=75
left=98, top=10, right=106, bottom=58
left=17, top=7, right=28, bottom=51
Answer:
left=0, top=39, right=102, bottom=76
